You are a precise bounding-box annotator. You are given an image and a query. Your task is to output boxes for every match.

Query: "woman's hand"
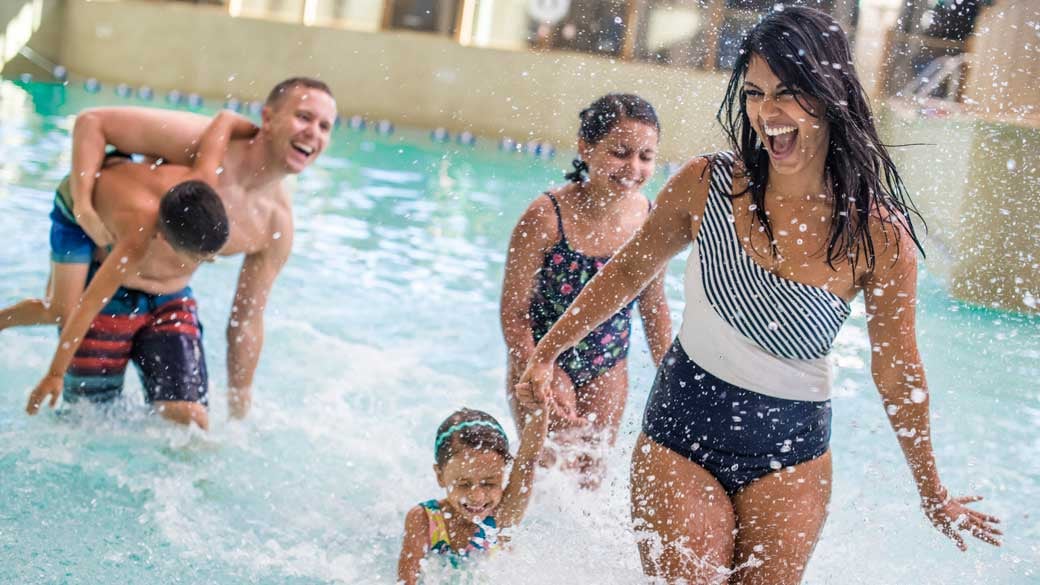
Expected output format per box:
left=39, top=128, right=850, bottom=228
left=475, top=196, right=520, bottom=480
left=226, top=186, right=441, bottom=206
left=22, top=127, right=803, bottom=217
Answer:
left=923, top=489, right=1002, bottom=550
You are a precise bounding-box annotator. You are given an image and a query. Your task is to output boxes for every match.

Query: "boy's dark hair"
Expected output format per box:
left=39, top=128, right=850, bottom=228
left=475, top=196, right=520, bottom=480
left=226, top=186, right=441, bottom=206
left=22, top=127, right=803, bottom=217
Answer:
left=434, top=408, right=511, bottom=468
left=265, top=77, right=335, bottom=109
left=158, top=180, right=229, bottom=256
left=566, top=93, right=661, bottom=183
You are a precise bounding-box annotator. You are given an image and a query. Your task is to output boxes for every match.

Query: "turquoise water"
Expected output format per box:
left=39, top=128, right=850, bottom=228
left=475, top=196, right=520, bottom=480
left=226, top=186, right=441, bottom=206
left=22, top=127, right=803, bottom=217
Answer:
left=0, top=80, right=1037, bottom=584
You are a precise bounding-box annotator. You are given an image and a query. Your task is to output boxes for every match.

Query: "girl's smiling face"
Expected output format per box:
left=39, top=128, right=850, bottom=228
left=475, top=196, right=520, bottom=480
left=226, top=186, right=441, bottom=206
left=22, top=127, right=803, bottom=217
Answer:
left=581, top=119, right=659, bottom=195
left=435, top=447, right=507, bottom=521
left=743, top=54, right=830, bottom=178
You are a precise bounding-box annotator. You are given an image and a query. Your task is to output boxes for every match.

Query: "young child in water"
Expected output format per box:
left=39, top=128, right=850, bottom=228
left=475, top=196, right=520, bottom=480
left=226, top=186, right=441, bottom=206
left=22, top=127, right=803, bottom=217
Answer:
left=397, top=403, right=548, bottom=585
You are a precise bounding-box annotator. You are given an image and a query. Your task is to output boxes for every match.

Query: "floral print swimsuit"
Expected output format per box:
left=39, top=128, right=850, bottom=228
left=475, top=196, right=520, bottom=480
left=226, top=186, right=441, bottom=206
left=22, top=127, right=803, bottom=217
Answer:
left=530, top=192, right=647, bottom=387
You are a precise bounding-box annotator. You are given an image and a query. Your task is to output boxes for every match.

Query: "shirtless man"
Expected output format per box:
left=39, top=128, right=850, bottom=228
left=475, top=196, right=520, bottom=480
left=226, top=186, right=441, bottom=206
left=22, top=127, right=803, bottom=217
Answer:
left=59, top=77, right=335, bottom=421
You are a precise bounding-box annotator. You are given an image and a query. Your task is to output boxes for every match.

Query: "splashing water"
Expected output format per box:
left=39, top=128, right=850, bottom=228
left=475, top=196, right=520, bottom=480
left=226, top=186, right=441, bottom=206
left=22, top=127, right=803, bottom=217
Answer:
left=0, top=81, right=1037, bottom=583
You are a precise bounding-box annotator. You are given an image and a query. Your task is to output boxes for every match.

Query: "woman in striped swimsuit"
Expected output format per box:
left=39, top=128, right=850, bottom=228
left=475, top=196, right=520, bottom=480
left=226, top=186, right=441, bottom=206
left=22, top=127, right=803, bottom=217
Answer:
left=515, top=7, right=1001, bottom=584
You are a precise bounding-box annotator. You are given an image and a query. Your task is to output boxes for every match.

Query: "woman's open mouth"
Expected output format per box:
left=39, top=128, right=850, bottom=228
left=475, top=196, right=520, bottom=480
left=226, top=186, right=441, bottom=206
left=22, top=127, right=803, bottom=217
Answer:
left=764, top=124, right=798, bottom=159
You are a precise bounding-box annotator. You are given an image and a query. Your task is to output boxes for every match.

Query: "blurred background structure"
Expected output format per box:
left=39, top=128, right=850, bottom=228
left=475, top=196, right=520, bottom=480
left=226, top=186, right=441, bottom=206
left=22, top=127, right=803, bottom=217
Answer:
left=2, top=0, right=1037, bottom=312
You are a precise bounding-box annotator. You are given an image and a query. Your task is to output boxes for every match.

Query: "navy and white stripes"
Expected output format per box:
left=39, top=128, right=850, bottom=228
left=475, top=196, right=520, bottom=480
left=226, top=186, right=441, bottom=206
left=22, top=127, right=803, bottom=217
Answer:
left=697, top=152, right=850, bottom=360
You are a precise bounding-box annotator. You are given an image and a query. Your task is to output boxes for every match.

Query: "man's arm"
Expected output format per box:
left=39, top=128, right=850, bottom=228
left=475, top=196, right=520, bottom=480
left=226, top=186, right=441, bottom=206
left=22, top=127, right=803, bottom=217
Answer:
left=70, top=108, right=254, bottom=244
left=226, top=215, right=294, bottom=419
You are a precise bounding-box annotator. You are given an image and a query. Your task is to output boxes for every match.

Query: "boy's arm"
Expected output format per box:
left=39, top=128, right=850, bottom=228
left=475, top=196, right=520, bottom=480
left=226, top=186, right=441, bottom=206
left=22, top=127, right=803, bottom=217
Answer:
left=495, top=405, right=549, bottom=528
left=70, top=108, right=212, bottom=245
left=397, top=506, right=429, bottom=585
left=25, top=219, right=151, bottom=414
left=191, top=110, right=259, bottom=182
left=226, top=215, right=293, bottom=419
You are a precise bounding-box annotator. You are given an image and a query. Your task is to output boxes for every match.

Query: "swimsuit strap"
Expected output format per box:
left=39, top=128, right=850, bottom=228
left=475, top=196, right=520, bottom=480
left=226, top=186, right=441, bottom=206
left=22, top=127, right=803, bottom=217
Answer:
left=544, top=192, right=567, bottom=244
left=421, top=500, right=452, bottom=552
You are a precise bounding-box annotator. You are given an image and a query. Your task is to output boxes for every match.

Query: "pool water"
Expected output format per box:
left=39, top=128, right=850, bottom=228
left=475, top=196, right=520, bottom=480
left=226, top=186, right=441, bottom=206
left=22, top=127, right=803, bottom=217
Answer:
left=0, top=80, right=1037, bottom=584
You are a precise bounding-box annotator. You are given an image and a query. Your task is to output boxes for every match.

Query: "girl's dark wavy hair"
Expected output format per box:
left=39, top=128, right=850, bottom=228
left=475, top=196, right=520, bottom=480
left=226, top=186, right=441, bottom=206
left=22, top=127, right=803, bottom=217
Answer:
left=565, top=93, right=660, bottom=183
left=717, top=6, right=924, bottom=273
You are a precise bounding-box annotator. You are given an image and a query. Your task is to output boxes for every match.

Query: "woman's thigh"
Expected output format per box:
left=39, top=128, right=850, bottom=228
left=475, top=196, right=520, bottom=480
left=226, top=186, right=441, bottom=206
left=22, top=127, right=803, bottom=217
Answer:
left=729, top=451, right=833, bottom=585
left=631, top=433, right=736, bottom=584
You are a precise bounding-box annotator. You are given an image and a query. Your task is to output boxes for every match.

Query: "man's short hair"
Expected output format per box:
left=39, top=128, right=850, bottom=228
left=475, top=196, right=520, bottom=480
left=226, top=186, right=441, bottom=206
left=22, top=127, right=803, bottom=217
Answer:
left=265, top=77, right=334, bottom=109
left=158, top=180, right=229, bottom=256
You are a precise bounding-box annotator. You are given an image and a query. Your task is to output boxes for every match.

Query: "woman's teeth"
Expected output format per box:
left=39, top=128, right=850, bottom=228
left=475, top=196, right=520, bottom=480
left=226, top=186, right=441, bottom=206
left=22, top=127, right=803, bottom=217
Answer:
left=764, top=125, right=797, bottom=137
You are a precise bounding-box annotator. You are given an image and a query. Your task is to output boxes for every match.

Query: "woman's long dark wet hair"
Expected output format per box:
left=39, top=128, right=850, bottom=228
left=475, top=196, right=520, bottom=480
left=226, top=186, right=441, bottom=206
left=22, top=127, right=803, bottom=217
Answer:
left=717, top=6, right=924, bottom=273
left=565, top=94, right=661, bottom=183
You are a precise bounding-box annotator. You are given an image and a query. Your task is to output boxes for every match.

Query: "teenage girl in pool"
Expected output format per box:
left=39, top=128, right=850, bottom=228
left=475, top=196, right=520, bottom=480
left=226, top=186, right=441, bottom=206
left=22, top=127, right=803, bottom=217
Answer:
left=517, top=8, right=1000, bottom=584
left=500, top=94, right=672, bottom=483
left=397, top=405, right=549, bottom=585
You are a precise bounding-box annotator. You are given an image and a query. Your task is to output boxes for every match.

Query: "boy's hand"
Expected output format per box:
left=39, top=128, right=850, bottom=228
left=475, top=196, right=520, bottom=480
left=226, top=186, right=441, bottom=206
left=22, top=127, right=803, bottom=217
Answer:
left=26, top=375, right=63, bottom=414
left=74, top=203, right=115, bottom=247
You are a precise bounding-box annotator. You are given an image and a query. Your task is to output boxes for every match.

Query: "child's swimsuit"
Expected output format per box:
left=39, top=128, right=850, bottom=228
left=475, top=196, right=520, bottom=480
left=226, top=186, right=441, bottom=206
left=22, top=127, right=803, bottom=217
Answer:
left=420, top=499, right=500, bottom=566
left=47, top=154, right=209, bottom=406
left=529, top=192, right=650, bottom=387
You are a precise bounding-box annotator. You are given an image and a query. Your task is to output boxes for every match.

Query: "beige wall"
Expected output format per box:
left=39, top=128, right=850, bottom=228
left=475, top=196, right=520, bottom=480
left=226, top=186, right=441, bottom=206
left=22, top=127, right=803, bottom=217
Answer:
left=964, top=1, right=1040, bottom=119
left=62, top=0, right=730, bottom=161
left=880, top=102, right=1040, bottom=314
left=0, top=0, right=64, bottom=76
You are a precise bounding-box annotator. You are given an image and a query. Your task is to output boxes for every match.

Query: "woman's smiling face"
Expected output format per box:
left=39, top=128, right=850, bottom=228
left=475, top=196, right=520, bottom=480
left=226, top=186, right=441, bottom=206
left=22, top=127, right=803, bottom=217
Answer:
left=743, top=54, right=830, bottom=179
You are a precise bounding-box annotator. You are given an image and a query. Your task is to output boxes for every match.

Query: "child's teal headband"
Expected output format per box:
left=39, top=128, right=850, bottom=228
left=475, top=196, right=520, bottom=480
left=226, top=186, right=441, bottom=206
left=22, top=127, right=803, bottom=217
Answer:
left=435, top=420, right=508, bottom=456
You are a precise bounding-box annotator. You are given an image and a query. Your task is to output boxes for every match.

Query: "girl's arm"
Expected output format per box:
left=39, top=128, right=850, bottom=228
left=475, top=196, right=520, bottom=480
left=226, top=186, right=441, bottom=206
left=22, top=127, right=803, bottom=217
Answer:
left=500, top=198, right=576, bottom=414
left=515, top=158, right=710, bottom=408
left=397, top=506, right=429, bottom=585
left=637, top=270, right=672, bottom=365
left=495, top=405, right=549, bottom=528
left=863, top=223, right=1001, bottom=550
left=25, top=221, right=150, bottom=414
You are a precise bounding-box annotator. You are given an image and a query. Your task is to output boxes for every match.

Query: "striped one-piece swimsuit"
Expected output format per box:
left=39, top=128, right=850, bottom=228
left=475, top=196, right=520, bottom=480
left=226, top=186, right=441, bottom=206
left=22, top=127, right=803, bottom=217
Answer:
left=643, top=152, right=852, bottom=494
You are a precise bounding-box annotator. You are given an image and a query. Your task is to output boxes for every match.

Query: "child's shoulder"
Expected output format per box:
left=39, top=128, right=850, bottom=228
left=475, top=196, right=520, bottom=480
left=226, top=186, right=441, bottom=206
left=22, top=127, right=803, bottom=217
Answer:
left=511, top=191, right=564, bottom=239
left=404, top=502, right=433, bottom=529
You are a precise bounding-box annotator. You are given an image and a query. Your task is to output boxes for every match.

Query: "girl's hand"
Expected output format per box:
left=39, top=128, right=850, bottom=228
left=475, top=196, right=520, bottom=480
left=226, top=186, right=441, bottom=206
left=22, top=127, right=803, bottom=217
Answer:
left=548, top=364, right=582, bottom=422
left=515, top=357, right=553, bottom=411
left=26, top=374, right=63, bottom=415
left=74, top=203, right=114, bottom=247
left=923, top=489, right=1002, bottom=550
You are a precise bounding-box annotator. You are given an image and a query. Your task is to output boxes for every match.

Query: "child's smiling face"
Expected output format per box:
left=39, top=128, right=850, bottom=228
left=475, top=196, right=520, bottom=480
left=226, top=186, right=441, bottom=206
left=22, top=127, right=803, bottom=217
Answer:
left=581, top=118, right=659, bottom=196
left=435, top=448, right=508, bottom=521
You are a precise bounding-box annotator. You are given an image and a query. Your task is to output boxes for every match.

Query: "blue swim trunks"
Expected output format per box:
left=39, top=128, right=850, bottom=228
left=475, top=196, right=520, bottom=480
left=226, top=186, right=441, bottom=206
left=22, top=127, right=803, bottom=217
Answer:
left=49, top=194, right=95, bottom=264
